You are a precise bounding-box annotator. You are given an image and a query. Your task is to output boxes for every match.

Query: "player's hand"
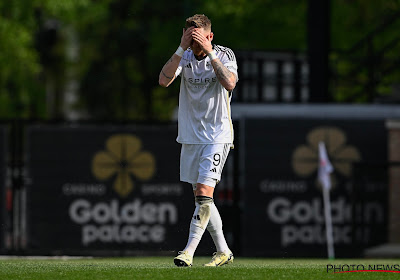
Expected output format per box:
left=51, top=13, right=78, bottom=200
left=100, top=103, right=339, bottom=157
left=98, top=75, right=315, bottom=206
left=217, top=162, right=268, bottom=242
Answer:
left=192, top=29, right=213, bottom=54
left=180, top=27, right=195, bottom=50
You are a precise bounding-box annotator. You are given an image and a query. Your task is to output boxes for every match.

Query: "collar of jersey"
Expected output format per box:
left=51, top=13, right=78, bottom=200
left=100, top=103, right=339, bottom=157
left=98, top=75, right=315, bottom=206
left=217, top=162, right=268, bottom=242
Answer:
left=194, top=44, right=215, bottom=61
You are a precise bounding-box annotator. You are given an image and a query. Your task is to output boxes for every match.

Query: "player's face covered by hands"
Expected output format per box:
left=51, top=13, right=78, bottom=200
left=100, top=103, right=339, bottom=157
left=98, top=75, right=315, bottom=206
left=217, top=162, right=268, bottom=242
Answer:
left=191, top=28, right=213, bottom=56
left=181, top=20, right=214, bottom=57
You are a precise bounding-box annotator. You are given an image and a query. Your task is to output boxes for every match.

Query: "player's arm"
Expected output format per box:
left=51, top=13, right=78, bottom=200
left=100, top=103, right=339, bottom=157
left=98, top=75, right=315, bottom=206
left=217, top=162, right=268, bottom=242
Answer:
left=158, top=54, right=181, bottom=88
left=159, top=27, right=195, bottom=88
left=210, top=59, right=237, bottom=92
left=192, top=30, right=237, bottom=92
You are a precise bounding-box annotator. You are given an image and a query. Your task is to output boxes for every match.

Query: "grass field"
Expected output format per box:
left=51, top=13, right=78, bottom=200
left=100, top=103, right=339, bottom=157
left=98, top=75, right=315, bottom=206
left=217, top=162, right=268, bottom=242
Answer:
left=0, top=257, right=399, bottom=280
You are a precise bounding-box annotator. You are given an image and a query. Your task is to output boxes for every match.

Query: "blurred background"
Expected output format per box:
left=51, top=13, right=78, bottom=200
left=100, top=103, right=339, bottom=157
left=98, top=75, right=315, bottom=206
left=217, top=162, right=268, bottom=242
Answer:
left=1, top=0, right=400, bottom=258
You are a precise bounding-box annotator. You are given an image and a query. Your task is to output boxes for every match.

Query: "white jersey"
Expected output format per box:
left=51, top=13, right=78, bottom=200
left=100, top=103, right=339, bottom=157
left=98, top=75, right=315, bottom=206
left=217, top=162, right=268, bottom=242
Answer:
left=175, top=44, right=238, bottom=145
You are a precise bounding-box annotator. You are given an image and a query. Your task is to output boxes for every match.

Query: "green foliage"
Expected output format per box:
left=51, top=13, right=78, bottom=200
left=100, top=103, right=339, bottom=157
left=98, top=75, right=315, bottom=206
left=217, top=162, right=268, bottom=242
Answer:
left=1, top=0, right=400, bottom=120
left=200, top=0, right=307, bottom=50
left=330, top=0, right=400, bottom=102
left=0, top=1, right=40, bottom=118
left=0, top=0, right=91, bottom=119
left=331, top=0, right=400, bottom=50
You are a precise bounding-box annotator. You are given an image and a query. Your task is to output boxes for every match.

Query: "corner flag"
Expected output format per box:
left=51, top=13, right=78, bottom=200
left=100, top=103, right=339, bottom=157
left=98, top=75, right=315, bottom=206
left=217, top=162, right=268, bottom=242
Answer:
left=318, top=142, right=333, bottom=190
left=318, top=142, right=335, bottom=259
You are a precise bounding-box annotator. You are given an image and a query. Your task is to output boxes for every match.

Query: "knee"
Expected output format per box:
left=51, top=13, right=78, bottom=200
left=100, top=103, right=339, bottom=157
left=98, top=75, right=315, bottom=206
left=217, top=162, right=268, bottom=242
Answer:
left=195, top=183, right=214, bottom=197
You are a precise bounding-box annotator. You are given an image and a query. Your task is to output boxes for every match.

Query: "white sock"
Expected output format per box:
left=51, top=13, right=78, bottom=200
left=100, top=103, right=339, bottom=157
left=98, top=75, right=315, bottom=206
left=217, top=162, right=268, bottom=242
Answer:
left=207, top=202, right=230, bottom=254
left=183, top=196, right=212, bottom=256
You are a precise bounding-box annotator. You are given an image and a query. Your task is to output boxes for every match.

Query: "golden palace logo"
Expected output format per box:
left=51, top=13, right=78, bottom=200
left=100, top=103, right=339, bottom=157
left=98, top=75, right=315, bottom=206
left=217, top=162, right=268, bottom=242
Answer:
left=92, top=134, right=155, bottom=197
left=292, top=127, right=361, bottom=187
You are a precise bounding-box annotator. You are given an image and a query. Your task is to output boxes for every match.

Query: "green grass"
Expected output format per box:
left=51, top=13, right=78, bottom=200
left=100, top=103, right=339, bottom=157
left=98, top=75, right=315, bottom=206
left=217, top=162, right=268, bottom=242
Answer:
left=0, top=257, right=399, bottom=280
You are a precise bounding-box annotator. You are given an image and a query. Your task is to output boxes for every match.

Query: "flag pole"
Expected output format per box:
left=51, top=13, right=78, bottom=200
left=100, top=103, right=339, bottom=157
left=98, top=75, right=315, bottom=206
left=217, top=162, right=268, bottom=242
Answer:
left=323, top=183, right=335, bottom=259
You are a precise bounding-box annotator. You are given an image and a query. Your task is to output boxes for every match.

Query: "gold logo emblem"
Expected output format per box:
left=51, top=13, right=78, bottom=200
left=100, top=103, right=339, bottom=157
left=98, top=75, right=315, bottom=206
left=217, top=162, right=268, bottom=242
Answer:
left=92, top=134, right=155, bottom=197
left=292, top=127, right=361, bottom=187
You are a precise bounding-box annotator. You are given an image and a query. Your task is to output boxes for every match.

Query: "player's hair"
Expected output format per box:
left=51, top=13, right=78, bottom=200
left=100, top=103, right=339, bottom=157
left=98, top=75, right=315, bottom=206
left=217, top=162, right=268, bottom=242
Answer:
left=185, top=14, right=211, bottom=31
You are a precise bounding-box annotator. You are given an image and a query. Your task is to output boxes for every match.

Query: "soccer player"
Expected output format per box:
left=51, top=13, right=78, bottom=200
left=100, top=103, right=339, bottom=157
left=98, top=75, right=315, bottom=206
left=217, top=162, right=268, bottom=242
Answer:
left=159, top=14, right=238, bottom=267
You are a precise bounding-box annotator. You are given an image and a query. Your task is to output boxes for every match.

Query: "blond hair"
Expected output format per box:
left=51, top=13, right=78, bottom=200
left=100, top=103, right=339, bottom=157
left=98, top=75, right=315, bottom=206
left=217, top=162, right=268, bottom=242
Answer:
left=185, top=14, right=211, bottom=31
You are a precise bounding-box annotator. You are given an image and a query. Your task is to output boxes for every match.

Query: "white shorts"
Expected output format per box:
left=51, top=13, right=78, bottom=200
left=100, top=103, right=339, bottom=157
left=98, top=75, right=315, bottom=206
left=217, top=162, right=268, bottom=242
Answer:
left=180, top=143, right=231, bottom=188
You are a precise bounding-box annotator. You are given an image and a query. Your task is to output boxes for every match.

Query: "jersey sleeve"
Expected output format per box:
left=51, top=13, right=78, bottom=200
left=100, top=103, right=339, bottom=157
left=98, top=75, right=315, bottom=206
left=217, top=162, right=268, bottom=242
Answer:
left=219, top=47, right=239, bottom=82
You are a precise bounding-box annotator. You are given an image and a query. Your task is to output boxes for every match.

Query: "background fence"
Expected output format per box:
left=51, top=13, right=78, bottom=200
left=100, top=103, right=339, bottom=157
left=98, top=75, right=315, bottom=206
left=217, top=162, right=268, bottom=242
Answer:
left=0, top=105, right=397, bottom=257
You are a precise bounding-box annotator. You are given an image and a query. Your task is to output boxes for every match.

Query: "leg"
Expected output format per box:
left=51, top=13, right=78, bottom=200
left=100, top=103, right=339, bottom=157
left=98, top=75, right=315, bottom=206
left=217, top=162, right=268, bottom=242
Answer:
left=207, top=202, right=230, bottom=253
left=200, top=144, right=233, bottom=266
left=181, top=183, right=214, bottom=254
left=194, top=182, right=230, bottom=253
left=195, top=182, right=214, bottom=197
left=175, top=144, right=232, bottom=267
left=174, top=145, right=199, bottom=267
left=174, top=183, right=213, bottom=267
left=194, top=182, right=233, bottom=267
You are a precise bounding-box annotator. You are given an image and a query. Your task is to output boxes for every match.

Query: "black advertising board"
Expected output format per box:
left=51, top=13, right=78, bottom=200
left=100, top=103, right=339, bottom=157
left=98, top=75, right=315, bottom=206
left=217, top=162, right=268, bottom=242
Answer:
left=26, top=124, right=213, bottom=255
left=241, top=118, right=388, bottom=257
left=0, top=126, right=6, bottom=252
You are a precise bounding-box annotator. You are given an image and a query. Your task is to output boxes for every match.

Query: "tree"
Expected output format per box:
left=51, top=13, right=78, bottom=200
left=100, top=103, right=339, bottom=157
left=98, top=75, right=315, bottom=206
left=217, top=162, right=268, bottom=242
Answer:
left=1, top=0, right=399, bottom=121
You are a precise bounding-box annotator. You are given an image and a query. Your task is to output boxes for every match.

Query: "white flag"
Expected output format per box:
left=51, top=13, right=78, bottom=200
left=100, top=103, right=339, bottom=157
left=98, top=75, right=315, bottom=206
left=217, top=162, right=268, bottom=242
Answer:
left=318, top=142, right=333, bottom=190
left=318, top=141, right=335, bottom=259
